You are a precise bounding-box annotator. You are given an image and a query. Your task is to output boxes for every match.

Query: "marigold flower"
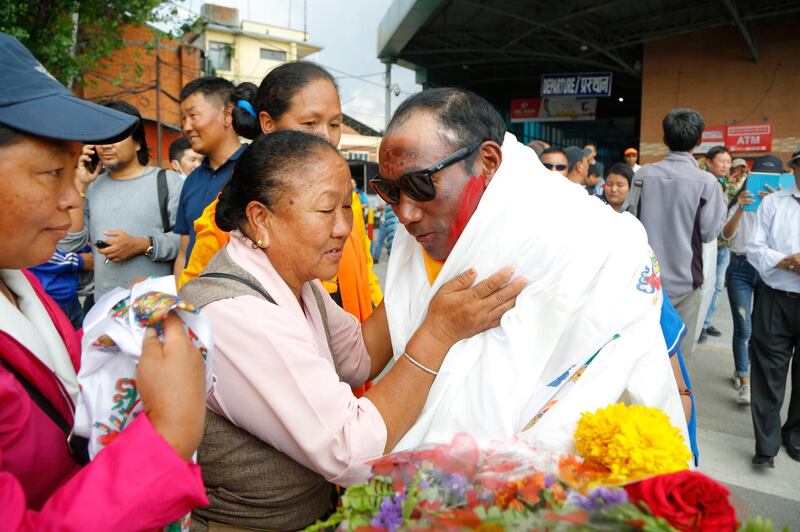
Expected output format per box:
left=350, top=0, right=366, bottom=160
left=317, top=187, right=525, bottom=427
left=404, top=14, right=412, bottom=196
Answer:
left=574, top=403, right=691, bottom=484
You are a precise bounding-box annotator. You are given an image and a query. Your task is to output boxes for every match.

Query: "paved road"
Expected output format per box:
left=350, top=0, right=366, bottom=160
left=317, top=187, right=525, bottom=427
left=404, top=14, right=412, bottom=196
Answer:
left=692, top=294, right=799, bottom=529
left=372, top=252, right=799, bottom=529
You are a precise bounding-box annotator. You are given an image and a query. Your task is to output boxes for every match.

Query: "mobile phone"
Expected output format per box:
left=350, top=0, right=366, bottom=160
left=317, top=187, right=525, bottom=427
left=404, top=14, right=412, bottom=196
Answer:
left=86, top=151, right=101, bottom=173
left=95, top=240, right=110, bottom=249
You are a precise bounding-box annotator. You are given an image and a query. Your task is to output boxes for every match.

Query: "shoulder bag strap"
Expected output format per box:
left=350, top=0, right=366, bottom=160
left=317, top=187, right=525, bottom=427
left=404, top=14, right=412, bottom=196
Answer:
left=629, top=166, right=647, bottom=219
left=157, top=169, right=171, bottom=233
left=198, top=272, right=277, bottom=305
left=0, top=358, right=89, bottom=464
left=309, top=282, right=340, bottom=376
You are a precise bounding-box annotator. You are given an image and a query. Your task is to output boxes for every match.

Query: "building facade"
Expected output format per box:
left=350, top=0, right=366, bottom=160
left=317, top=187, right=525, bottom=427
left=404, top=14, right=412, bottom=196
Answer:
left=191, top=3, right=321, bottom=84
left=79, top=24, right=204, bottom=166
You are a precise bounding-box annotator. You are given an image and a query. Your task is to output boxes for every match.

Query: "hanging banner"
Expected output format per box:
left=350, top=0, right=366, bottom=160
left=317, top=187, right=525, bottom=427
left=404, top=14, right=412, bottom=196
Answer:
left=510, top=97, right=597, bottom=123
left=726, top=124, right=772, bottom=153
left=540, top=72, right=613, bottom=98
left=694, top=125, right=727, bottom=154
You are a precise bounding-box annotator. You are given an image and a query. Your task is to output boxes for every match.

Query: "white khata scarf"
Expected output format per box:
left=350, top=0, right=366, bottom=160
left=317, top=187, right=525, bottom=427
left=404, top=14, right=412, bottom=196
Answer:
left=384, top=133, right=689, bottom=453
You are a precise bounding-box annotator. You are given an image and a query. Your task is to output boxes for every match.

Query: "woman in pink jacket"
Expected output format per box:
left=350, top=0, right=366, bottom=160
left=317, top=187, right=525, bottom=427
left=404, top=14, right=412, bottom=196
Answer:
left=0, top=33, right=209, bottom=530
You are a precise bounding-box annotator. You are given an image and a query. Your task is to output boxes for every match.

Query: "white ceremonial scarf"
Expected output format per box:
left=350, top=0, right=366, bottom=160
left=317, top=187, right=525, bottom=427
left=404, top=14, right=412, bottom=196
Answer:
left=384, top=133, right=689, bottom=453
left=0, top=269, right=80, bottom=404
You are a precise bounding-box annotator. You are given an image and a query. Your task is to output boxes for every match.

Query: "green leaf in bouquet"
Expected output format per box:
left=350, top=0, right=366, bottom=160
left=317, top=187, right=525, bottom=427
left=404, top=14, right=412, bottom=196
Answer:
left=304, top=477, right=394, bottom=532
left=738, top=515, right=790, bottom=532
left=591, top=503, right=676, bottom=531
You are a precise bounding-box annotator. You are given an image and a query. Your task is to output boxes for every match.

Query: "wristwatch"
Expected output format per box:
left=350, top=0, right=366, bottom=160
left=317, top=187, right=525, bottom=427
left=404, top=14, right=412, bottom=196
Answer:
left=144, top=237, right=155, bottom=260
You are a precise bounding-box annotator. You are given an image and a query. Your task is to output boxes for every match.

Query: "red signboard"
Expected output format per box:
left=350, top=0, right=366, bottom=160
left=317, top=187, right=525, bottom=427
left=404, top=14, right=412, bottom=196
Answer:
left=695, top=125, right=726, bottom=154
left=510, top=98, right=539, bottom=122
left=726, top=124, right=772, bottom=153
left=510, top=97, right=597, bottom=123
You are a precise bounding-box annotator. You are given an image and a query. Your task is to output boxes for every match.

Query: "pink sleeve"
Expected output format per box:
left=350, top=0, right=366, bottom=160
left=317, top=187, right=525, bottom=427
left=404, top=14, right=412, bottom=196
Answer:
left=0, top=414, right=208, bottom=531
left=204, top=296, right=388, bottom=487
left=317, top=282, right=372, bottom=386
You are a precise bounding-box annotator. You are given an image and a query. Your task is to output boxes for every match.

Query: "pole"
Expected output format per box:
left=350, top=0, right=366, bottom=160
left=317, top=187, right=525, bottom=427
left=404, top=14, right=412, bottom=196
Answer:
left=155, top=36, right=163, bottom=167
left=384, top=60, right=392, bottom=130
left=303, top=0, right=308, bottom=41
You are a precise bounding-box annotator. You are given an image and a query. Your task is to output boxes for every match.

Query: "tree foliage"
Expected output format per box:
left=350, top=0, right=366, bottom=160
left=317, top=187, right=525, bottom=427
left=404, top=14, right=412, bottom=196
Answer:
left=0, top=0, right=167, bottom=85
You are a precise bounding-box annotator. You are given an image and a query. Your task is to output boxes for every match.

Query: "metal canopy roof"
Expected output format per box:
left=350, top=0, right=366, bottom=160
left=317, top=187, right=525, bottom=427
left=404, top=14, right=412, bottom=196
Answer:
left=378, top=0, right=800, bottom=105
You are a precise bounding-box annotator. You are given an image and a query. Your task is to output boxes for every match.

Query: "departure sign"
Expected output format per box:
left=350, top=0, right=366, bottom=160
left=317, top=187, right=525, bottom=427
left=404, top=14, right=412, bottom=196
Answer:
left=726, top=124, right=772, bottom=153
left=540, top=72, right=613, bottom=98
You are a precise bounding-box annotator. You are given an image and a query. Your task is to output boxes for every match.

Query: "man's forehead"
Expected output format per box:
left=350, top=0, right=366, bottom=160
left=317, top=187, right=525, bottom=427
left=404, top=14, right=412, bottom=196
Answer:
left=381, top=129, right=448, bottom=164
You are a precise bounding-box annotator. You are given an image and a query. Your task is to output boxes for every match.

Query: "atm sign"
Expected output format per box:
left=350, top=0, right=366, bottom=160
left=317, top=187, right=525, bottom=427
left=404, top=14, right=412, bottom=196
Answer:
left=726, top=124, right=772, bottom=153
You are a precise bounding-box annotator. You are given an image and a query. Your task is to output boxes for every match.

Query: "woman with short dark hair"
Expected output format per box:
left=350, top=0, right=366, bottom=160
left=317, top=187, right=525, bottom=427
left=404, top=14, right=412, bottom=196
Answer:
left=601, top=163, right=634, bottom=212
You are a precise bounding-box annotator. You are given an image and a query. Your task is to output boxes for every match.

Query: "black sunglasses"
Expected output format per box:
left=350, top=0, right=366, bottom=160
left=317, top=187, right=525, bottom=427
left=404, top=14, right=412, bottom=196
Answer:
left=543, top=162, right=568, bottom=172
left=369, top=142, right=482, bottom=204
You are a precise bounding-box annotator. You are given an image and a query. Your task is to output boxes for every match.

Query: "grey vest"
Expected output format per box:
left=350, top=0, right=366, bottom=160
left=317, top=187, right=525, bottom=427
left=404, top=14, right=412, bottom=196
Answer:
left=180, top=249, right=334, bottom=531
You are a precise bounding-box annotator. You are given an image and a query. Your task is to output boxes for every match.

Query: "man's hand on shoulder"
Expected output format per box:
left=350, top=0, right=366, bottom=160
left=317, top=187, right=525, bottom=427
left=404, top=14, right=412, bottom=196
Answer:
left=100, top=230, right=150, bottom=262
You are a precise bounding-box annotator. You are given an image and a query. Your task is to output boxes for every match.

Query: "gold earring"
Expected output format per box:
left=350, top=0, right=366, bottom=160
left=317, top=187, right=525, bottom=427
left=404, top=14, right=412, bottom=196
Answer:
left=257, top=239, right=264, bottom=248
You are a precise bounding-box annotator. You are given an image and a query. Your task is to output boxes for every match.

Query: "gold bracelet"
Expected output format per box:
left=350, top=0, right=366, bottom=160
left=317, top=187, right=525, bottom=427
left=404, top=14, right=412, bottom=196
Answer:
left=402, top=351, right=438, bottom=376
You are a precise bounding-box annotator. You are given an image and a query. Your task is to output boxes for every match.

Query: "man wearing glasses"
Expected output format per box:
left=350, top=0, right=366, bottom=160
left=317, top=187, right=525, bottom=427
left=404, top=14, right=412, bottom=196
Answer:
left=373, top=88, right=688, bottom=454
left=539, top=147, right=569, bottom=177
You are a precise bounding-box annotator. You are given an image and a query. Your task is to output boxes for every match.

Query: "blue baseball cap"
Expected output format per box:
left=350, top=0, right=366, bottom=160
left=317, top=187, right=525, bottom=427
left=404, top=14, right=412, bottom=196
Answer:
left=0, top=32, right=138, bottom=143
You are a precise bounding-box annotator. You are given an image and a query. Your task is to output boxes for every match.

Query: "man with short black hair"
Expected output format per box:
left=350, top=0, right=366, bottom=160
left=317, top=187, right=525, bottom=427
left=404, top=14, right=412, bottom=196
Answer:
left=169, top=136, right=203, bottom=179
left=746, top=151, right=800, bottom=468
left=585, top=164, right=603, bottom=195
left=73, top=100, right=184, bottom=300
left=635, top=108, right=726, bottom=356
left=374, top=87, right=687, bottom=452
left=539, top=147, right=568, bottom=176
left=174, top=77, right=245, bottom=272
left=584, top=143, right=604, bottom=178
left=564, top=146, right=591, bottom=186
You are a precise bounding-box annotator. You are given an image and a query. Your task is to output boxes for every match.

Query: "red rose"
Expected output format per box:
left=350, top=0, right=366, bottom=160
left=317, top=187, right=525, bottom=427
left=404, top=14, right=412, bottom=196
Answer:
left=624, top=470, right=737, bottom=531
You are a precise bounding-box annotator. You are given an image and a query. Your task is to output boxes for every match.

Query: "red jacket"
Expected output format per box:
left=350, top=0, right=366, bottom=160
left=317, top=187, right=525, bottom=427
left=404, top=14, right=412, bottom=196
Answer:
left=0, top=271, right=208, bottom=530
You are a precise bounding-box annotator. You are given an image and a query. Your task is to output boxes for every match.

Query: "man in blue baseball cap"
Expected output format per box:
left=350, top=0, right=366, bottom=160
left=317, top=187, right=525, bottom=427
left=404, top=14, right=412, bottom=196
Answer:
left=0, top=33, right=209, bottom=528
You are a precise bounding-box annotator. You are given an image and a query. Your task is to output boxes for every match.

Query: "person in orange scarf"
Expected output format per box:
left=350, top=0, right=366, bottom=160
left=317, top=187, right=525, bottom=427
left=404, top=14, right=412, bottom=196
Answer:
left=178, top=63, right=381, bottom=394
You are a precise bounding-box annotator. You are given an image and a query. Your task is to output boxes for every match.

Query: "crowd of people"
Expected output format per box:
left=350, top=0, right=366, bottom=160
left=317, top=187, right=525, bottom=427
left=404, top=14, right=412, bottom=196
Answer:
left=529, top=110, right=799, bottom=470
left=1, top=31, right=798, bottom=530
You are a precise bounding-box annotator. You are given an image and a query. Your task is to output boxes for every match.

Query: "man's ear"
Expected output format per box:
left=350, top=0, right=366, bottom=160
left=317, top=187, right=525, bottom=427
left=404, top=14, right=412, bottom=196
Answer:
left=223, top=103, right=234, bottom=129
left=170, top=161, right=181, bottom=174
left=478, top=141, right=503, bottom=185
left=259, top=111, right=276, bottom=134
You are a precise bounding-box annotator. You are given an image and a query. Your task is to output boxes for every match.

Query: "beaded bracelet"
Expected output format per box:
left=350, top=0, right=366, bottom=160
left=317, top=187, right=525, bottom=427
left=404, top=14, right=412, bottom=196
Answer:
left=402, top=351, right=438, bottom=377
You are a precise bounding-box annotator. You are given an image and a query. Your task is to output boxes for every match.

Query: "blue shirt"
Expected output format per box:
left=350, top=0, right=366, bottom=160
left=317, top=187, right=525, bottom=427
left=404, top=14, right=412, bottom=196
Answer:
left=174, top=144, right=246, bottom=258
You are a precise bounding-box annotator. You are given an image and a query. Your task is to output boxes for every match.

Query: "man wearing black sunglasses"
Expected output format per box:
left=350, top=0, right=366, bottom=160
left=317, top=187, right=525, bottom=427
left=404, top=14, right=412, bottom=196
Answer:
left=376, top=87, right=687, bottom=453
left=539, top=147, right=569, bottom=177
left=371, top=94, right=504, bottom=261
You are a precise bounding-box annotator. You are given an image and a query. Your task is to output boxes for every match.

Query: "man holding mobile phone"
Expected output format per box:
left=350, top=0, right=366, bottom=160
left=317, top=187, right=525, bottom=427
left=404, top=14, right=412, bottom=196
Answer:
left=73, top=101, right=183, bottom=300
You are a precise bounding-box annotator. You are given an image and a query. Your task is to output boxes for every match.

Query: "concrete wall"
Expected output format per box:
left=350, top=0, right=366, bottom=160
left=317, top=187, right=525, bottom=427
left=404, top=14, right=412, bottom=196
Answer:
left=639, top=22, right=799, bottom=164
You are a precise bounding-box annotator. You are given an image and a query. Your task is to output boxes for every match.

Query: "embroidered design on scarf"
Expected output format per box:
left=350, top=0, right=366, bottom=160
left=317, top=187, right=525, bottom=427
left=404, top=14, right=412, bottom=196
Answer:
left=91, top=335, right=120, bottom=353
left=635, top=254, right=661, bottom=304
left=94, top=377, right=140, bottom=446
left=522, top=334, right=621, bottom=431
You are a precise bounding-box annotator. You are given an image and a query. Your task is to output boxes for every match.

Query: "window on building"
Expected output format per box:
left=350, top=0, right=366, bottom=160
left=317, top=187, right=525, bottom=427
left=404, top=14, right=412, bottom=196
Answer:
left=208, top=41, right=232, bottom=71
left=346, top=152, right=370, bottom=161
left=260, top=48, right=287, bottom=61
